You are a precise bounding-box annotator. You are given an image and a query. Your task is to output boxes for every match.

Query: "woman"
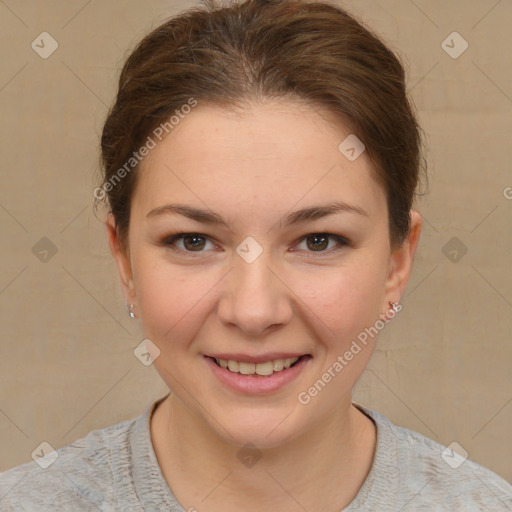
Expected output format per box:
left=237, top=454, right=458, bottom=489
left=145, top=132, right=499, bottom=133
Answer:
left=1, top=0, right=511, bottom=510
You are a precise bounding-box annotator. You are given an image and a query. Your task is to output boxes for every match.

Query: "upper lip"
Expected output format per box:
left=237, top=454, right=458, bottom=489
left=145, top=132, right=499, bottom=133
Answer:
left=205, top=353, right=310, bottom=364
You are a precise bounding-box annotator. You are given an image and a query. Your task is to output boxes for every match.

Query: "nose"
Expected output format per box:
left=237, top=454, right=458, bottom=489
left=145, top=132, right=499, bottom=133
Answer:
left=217, top=248, right=293, bottom=337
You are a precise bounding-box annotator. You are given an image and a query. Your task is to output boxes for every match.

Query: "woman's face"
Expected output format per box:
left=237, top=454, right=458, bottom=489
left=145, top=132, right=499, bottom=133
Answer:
left=108, top=99, right=420, bottom=448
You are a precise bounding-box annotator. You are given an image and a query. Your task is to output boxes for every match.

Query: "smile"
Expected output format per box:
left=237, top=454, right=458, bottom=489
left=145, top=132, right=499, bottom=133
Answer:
left=205, top=355, right=312, bottom=394
left=213, top=356, right=301, bottom=376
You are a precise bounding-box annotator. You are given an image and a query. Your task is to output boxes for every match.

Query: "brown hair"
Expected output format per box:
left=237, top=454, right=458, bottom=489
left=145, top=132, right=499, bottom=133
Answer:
left=98, top=0, right=426, bottom=251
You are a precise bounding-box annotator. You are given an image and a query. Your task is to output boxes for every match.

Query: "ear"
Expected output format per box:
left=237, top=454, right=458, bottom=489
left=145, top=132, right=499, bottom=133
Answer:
left=382, top=210, right=422, bottom=311
left=106, top=213, right=136, bottom=305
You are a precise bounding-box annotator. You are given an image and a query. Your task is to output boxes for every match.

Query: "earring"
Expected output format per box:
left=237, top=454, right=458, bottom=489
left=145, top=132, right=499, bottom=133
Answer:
left=388, top=301, right=400, bottom=313
left=127, top=303, right=136, bottom=319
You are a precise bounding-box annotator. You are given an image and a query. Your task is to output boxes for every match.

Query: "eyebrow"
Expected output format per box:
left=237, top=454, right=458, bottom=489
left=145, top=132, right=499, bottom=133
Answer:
left=146, top=201, right=368, bottom=229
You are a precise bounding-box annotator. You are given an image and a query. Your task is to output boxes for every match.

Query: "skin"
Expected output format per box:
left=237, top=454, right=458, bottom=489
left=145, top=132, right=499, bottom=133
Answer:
left=107, top=99, right=422, bottom=511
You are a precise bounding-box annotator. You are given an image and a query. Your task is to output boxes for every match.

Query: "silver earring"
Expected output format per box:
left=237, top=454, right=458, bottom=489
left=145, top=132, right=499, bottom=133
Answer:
left=388, top=301, right=400, bottom=313
left=127, top=303, right=136, bottom=319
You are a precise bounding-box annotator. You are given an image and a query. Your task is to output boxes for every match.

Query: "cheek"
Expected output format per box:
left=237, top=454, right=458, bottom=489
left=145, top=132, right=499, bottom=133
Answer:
left=295, top=258, right=386, bottom=342
left=134, top=256, right=219, bottom=344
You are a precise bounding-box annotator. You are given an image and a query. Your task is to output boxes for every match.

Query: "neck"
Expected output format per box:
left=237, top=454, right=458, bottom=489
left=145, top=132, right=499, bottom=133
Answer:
left=150, top=394, right=376, bottom=512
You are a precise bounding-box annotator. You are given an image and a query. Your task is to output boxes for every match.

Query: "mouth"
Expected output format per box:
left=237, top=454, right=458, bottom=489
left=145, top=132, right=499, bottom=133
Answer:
left=204, top=353, right=312, bottom=394
left=205, top=354, right=311, bottom=377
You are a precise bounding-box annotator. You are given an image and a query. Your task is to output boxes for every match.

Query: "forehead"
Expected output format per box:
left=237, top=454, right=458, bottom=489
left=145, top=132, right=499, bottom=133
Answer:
left=132, top=100, right=386, bottom=223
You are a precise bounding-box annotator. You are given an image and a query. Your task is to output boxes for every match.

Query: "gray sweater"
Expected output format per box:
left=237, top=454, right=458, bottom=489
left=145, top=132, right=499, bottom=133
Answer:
left=1, top=395, right=511, bottom=511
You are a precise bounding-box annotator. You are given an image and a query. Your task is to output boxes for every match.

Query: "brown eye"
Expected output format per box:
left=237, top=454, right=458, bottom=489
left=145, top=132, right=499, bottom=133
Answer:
left=295, top=233, right=349, bottom=254
left=306, top=234, right=329, bottom=251
left=163, top=233, right=214, bottom=253
left=181, top=234, right=206, bottom=251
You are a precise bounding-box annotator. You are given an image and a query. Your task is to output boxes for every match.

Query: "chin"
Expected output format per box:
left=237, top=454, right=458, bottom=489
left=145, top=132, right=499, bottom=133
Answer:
left=208, top=408, right=304, bottom=450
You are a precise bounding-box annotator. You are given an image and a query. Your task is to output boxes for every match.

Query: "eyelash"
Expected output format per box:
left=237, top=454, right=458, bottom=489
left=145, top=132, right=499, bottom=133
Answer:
left=160, top=232, right=350, bottom=257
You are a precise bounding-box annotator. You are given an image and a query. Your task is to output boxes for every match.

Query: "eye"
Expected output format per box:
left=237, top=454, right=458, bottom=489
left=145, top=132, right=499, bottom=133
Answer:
left=162, top=233, right=216, bottom=253
left=160, top=232, right=349, bottom=256
left=293, top=233, right=349, bottom=255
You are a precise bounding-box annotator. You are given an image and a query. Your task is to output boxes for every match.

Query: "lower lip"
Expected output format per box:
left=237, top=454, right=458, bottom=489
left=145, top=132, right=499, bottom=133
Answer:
left=205, top=355, right=311, bottom=394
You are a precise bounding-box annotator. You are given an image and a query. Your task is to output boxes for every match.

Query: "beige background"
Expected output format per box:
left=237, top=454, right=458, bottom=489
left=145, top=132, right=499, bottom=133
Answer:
left=1, top=0, right=511, bottom=485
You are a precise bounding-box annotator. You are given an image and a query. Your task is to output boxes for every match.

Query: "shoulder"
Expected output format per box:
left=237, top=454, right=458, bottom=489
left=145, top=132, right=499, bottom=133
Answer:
left=392, top=423, right=512, bottom=510
left=0, top=415, right=139, bottom=511
left=355, top=404, right=512, bottom=511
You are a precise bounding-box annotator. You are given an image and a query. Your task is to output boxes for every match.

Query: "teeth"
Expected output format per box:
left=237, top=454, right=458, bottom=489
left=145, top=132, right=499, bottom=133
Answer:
left=215, top=356, right=300, bottom=376
left=273, top=359, right=284, bottom=371
left=239, top=362, right=255, bottom=375
left=227, top=360, right=239, bottom=372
